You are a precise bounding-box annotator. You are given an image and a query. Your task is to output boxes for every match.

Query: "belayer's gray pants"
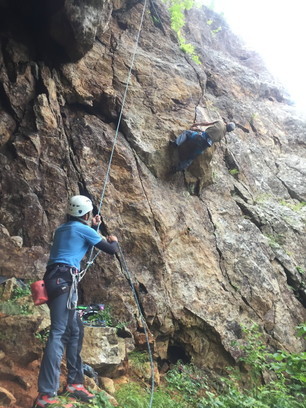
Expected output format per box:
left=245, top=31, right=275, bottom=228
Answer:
left=38, top=289, right=84, bottom=395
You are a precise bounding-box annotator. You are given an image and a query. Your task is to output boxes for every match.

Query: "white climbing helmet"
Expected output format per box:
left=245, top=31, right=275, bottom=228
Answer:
left=68, top=195, right=93, bottom=217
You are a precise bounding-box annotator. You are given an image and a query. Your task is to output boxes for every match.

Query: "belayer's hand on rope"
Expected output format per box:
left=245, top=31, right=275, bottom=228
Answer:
left=106, top=235, right=118, bottom=243
left=91, top=215, right=118, bottom=243
left=92, top=214, right=101, bottom=227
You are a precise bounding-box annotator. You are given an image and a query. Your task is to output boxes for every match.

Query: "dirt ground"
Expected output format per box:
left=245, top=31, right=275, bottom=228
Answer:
left=0, top=359, right=73, bottom=408
left=0, top=360, right=40, bottom=408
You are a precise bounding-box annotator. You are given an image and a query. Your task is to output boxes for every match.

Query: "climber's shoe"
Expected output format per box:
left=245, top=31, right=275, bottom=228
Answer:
left=32, top=393, right=74, bottom=408
left=64, top=384, right=95, bottom=402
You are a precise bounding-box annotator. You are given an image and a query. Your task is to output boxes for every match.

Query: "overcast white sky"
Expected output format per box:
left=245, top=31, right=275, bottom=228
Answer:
left=202, top=0, right=306, bottom=114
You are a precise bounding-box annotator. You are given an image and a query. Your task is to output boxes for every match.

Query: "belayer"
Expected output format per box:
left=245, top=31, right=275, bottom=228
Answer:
left=33, top=195, right=119, bottom=408
left=170, top=119, right=235, bottom=171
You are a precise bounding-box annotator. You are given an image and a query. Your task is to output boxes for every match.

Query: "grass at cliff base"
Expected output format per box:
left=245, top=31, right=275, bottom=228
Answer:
left=112, top=324, right=306, bottom=408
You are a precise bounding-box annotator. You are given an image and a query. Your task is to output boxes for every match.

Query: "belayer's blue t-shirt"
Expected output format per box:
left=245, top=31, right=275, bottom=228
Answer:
left=47, top=221, right=102, bottom=270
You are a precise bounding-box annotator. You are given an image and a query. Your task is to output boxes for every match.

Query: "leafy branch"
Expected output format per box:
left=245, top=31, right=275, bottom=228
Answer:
left=165, top=0, right=201, bottom=64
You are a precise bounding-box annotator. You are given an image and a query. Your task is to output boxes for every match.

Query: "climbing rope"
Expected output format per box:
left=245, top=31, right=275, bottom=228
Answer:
left=78, top=0, right=155, bottom=406
left=97, top=0, right=148, bottom=216
left=82, top=0, right=148, bottom=274
left=118, top=246, right=155, bottom=407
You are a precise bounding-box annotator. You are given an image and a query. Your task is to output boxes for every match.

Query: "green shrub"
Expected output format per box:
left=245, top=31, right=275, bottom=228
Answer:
left=111, top=324, right=306, bottom=408
left=165, top=0, right=201, bottom=63
left=0, top=280, right=32, bottom=315
left=165, top=362, right=208, bottom=402
left=279, top=200, right=306, bottom=211
left=115, top=383, right=148, bottom=408
left=60, top=391, right=114, bottom=408
left=229, top=168, right=239, bottom=175
left=85, top=305, right=113, bottom=326
left=35, top=328, right=50, bottom=344
left=0, top=299, right=32, bottom=315
left=152, top=388, right=188, bottom=407
left=115, top=382, right=189, bottom=408
left=11, top=282, right=32, bottom=299
left=128, top=351, right=150, bottom=369
left=198, top=323, right=306, bottom=408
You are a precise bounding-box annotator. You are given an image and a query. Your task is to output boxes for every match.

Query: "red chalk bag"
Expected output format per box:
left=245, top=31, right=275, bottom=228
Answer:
left=30, top=280, right=49, bottom=305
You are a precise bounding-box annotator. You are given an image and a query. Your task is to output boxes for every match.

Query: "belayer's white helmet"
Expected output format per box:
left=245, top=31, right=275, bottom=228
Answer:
left=68, top=195, right=93, bottom=217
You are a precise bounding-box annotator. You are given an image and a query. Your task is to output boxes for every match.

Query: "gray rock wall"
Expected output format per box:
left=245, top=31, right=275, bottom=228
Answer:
left=0, top=0, right=305, bottom=371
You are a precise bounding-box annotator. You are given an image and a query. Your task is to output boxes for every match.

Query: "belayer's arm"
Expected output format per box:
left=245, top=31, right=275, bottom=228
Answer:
left=95, top=239, right=119, bottom=255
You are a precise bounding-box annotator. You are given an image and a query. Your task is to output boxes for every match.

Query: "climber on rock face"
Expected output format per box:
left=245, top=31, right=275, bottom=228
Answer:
left=170, top=119, right=235, bottom=172
left=192, top=119, right=236, bottom=143
left=33, top=195, right=119, bottom=408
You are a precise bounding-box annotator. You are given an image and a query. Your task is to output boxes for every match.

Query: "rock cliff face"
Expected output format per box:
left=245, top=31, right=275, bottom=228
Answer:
left=1, top=0, right=306, bottom=381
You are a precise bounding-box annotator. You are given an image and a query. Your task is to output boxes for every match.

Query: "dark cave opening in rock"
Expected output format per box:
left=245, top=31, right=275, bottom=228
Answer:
left=0, top=0, right=73, bottom=64
left=167, top=344, right=190, bottom=364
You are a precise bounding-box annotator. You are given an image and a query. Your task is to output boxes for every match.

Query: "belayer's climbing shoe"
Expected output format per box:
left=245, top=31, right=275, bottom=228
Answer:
left=64, top=384, right=95, bottom=402
left=33, top=393, right=74, bottom=408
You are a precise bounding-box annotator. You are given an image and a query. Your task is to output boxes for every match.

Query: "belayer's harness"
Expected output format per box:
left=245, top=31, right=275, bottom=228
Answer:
left=42, top=263, right=83, bottom=309
left=67, top=267, right=85, bottom=310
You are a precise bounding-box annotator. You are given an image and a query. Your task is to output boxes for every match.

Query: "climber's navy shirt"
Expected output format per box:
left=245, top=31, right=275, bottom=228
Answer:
left=47, top=221, right=102, bottom=270
left=193, top=132, right=213, bottom=153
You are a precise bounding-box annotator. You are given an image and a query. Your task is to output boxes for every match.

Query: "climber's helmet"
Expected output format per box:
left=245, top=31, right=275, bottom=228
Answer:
left=68, top=195, right=93, bottom=217
left=226, top=122, right=236, bottom=132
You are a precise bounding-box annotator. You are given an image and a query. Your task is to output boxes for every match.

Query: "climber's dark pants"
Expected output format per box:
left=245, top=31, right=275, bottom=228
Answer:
left=175, top=158, right=195, bottom=171
left=38, top=277, right=84, bottom=395
left=173, top=130, right=213, bottom=171
left=173, top=130, right=193, bottom=146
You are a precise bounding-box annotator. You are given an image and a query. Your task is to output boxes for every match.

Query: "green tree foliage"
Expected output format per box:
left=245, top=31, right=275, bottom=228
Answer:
left=165, top=0, right=201, bottom=63
left=199, top=324, right=306, bottom=408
